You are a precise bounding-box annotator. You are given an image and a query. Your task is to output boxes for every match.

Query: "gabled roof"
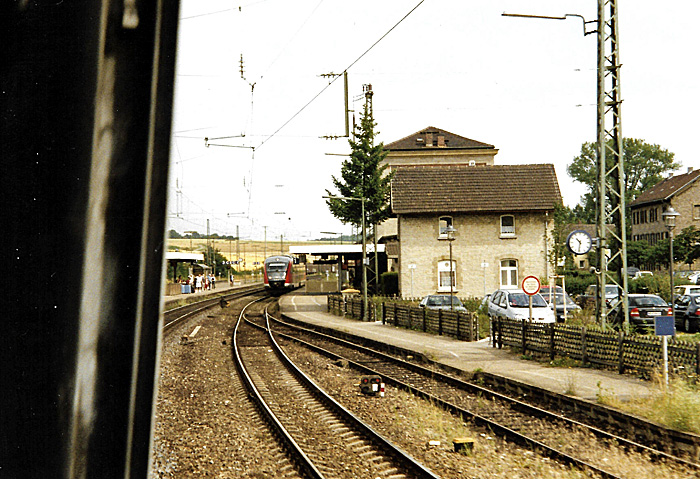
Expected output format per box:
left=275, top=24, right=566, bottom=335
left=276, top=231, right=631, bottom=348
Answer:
left=391, top=164, right=562, bottom=214
left=384, top=126, right=494, bottom=151
left=630, top=168, right=700, bottom=207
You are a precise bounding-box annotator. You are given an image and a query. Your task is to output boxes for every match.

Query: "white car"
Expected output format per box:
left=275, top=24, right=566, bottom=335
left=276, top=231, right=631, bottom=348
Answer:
left=487, top=289, right=556, bottom=323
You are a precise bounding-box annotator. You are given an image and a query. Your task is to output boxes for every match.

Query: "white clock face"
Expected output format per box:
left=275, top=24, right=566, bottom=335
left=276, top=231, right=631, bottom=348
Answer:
left=568, top=231, right=592, bottom=255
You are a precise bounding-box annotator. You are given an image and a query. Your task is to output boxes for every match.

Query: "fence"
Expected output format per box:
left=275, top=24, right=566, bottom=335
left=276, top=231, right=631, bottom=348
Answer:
left=492, top=317, right=700, bottom=378
left=327, top=294, right=479, bottom=342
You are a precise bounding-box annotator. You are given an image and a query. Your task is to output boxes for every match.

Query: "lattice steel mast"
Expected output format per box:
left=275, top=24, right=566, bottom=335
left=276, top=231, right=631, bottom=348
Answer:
left=595, top=0, right=628, bottom=330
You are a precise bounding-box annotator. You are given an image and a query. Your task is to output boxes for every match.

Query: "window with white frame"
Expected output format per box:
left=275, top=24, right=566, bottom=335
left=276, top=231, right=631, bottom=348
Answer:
left=438, top=216, right=453, bottom=239
left=694, top=204, right=700, bottom=220
left=437, top=260, right=456, bottom=291
left=500, top=259, right=518, bottom=289
left=500, top=215, right=515, bottom=237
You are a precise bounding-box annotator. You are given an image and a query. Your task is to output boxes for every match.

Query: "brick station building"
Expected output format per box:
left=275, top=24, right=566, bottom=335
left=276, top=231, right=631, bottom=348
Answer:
left=378, top=126, right=562, bottom=299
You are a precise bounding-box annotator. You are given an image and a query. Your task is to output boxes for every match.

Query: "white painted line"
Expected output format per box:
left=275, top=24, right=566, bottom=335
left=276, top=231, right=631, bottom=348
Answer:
left=189, top=325, right=202, bottom=338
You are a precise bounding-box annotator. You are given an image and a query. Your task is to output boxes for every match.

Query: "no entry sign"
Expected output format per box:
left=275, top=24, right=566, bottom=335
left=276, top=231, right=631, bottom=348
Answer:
left=522, top=275, right=541, bottom=295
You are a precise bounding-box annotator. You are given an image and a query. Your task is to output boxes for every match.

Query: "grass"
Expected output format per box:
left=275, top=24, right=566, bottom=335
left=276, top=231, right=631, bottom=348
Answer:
left=597, top=377, right=700, bottom=435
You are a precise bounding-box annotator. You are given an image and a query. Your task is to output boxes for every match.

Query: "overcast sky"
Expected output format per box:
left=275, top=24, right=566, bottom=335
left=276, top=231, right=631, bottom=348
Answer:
left=167, top=0, right=699, bottom=243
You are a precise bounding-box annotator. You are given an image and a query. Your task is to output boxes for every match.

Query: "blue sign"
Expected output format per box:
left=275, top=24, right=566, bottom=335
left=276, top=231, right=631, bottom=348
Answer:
left=654, top=316, right=675, bottom=336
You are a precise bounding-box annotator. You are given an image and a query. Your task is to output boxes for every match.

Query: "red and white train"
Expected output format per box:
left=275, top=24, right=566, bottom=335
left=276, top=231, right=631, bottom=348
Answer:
left=263, top=255, right=306, bottom=293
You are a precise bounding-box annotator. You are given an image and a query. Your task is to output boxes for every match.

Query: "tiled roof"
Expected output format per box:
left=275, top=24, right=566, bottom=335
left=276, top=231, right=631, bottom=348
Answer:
left=565, top=223, right=596, bottom=236
left=630, top=168, right=700, bottom=207
left=391, top=164, right=562, bottom=214
left=384, top=126, right=494, bottom=151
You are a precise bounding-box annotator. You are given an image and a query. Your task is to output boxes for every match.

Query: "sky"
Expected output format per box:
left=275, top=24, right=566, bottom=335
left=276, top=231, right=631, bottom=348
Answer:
left=166, top=0, right=699, bottom=243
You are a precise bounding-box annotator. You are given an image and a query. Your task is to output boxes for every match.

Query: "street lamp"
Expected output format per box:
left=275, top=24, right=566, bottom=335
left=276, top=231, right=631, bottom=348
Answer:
left=323, top=195, right=367, bottom=321
left=663, top=206, right=681, bottom=317
left=445, top=225, right=456, bottom=311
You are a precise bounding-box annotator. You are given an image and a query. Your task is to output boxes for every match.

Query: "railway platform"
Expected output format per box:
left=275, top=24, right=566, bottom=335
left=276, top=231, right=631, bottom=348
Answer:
left=278, top=293, right=655, bottom=402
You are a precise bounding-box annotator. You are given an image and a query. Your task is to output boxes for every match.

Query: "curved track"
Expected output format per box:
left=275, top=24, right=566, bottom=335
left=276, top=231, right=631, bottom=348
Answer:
left=235, top=300, right=441, bottom=479
left=268, top=311, right=700, bottom=479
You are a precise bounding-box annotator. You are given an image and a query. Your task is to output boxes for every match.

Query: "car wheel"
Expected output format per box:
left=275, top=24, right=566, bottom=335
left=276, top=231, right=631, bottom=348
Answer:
left=686, top=317, right=697, bottom=334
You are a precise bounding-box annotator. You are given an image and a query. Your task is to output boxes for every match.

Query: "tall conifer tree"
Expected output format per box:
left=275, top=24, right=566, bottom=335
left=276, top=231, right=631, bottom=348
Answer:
left=326, top=99, right=392, bottom=229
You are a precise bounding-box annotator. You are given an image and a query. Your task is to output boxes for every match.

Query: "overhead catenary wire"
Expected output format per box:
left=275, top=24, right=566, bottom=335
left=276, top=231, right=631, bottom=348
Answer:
left=254, top=0, right=426, bottom=151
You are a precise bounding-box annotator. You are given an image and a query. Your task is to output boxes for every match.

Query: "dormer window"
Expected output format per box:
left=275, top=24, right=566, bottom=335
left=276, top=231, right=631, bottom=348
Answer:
left=500, top=215, right=515, bottom=237
left=438, top=216, right=453, bottom=239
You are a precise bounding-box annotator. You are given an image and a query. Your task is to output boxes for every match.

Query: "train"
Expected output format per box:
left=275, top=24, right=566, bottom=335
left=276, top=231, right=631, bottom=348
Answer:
left=263, top=254, right=306, bottom=293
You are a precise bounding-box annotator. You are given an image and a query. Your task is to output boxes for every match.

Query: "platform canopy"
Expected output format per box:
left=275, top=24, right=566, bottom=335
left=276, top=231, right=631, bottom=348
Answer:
left=289, top=244, right=384, bottom=256
left=165, top=251, right=205, bottom=262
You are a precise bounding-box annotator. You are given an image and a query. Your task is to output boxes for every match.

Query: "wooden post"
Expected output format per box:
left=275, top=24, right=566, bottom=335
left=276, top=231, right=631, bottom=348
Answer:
left=618, top=331, right=625, bottom=374
left=423, top=307, right=427, bottom=332
left=549, top=324, right=555, bottom=361
left=456, top=312, right=461, bottom=340
left=498, top=318, right=503, bottom=349
left=438, top=310, right=443, bottom=336
left=382, top=302, right=386, bottom=325
left=581, top=326, right=588, bottom=366
left=522, top=318, right=527, bottom=356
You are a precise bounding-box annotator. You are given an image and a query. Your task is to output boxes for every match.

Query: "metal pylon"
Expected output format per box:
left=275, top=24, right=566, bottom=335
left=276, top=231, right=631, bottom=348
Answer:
left=596, top=0, right=629, bottom=330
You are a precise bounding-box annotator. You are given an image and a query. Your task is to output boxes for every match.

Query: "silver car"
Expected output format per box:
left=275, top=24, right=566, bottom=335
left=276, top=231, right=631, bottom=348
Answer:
left=488, top=289, right=555, bottom=323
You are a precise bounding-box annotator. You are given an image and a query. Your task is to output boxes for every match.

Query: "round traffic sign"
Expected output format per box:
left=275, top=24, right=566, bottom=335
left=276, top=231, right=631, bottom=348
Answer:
left=522, top=275, right=541, bottom=295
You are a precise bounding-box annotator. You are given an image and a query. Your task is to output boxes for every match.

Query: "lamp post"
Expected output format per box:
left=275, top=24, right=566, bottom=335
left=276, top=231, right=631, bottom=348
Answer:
left=324, top=195, right=367, bottom=321
left=662, top=206, right=681, bottom=318
left=445, top=225, right=456, bottom=310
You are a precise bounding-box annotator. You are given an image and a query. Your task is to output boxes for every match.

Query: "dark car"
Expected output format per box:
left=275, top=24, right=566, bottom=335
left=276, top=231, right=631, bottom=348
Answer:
left=577, top=284, right=621, bottom=308
left=674, top=294, right=700, bottom=333
left=608, top=294, right=672, bottom=332
left=542, top=292, right=581, bottom=323
left=419, top=294, right=467, bottom=312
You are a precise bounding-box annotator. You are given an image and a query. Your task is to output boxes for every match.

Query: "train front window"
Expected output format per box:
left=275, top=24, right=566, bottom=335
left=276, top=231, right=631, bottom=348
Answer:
left=267, top=263, right=286, bottom=271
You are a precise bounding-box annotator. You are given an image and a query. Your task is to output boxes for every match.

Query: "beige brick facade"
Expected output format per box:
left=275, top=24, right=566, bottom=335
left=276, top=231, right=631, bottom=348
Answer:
left=398, top=212, right=554, bottom=299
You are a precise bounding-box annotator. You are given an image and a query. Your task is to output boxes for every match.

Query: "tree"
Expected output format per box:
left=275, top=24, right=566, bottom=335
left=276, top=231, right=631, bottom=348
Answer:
left=567, top=138, right=679, bottom=220
left=325, top=100, right=392, bottom=229
left=675, top=226, right=700, bottom=268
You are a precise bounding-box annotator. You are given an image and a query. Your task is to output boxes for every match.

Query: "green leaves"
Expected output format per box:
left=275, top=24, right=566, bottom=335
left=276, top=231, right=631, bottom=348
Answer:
left=326, top=101, right=393, bottom=228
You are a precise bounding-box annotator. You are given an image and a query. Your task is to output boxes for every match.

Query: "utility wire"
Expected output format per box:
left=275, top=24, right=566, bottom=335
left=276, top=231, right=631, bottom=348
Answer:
left=255, top=0, right=426, bottom=150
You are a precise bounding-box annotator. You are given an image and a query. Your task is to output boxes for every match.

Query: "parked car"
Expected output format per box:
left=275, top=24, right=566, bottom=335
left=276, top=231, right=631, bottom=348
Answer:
left=487, top=289, right=555, bottom=323
left=689, top=272, right=700, bottom=285
left=632, top=270, right=653, bottom=280
left=542, top=292, right=581, bottom=323
left=607, top=294, right=672, bottom=332
left=577, top=284, right=621, bottom=308
left=538, top=285, right=563, bottom=298
left=419, top=294, right=467, bottom=312
left=674, top=294, right=700, bottom=333
left=626, top=266, right=640, bottom=278
left=674, top=284, right=700, bottom=299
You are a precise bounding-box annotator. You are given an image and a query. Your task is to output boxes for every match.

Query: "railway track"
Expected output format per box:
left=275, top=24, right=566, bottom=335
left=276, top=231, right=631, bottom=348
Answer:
left=162, top=284, right=265, bottom=333
left=235, top=299, right=442, bottom=479
left=268, top=311, right=700, bottom=479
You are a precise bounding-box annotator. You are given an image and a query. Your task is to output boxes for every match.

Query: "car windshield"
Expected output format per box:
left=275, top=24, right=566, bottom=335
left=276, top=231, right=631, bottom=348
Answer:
left=553, top=293, right=577, bottom=306
left=509, top=292, right=548, bottom=308
left=426, top=296, right=462, bottom=307
left=605, top=286, right=619, bottom=295
left=630, top=296, right=667, bottom=307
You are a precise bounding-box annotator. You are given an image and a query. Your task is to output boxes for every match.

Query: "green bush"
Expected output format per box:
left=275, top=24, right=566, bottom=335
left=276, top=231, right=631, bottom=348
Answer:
left=379, top=272, right=399, bottom=296
left=562, top=271, right=596, bottom=297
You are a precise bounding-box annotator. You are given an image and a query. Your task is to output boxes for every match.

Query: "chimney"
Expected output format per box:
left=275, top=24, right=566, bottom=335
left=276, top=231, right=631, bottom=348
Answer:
left=437, top=135, right=446, bottom=147
left=425, top=132, right=433, bottom=147
left=688, top=166, right=694, bottom=173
